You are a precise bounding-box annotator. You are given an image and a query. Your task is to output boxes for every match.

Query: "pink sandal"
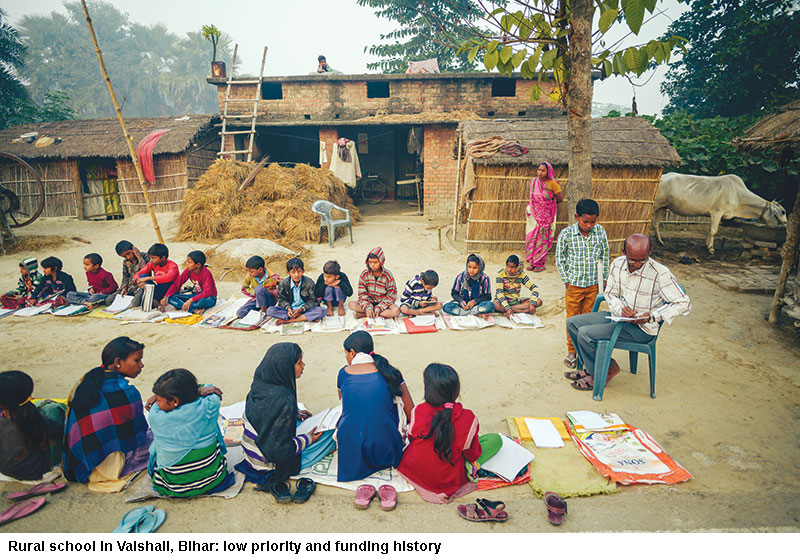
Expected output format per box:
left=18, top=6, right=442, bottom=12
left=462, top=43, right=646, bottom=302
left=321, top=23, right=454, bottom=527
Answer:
left=0, top=496, right=47, bottom=527
left=378, top=484, right=397, bottom=511
left=5, top=481, right=66, bottom=500
left=354, top=484, right=377, bottom=509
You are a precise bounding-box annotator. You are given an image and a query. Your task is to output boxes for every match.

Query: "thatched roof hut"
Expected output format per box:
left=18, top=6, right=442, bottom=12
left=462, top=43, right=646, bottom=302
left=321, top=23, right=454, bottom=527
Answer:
left=459, top=117, right=681, bottom=254
left=0, top=115, right=220, bottom=219
left=735, top=99, right=800, bottom=324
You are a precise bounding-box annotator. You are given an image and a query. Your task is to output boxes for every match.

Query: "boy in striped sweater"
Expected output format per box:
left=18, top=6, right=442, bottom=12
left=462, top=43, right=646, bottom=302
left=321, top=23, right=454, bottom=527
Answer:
left=493, top=254, right=542, bottom=318
left=349, top=246, right=400, bottom=318
left=400, top=270, right=442, bottom=316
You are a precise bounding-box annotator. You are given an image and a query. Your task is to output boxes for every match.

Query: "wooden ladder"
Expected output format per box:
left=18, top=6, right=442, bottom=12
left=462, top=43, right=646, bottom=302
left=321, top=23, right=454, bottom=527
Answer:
left=218, top=45, right=268, bottom=162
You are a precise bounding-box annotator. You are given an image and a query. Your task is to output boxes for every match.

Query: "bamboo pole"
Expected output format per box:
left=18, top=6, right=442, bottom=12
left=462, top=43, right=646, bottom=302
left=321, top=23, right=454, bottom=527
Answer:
left=452, top=133, right=463, bottom=240
left=769, top=184, right=800, bottom=324
left=80, top=0, right=163, bottom=243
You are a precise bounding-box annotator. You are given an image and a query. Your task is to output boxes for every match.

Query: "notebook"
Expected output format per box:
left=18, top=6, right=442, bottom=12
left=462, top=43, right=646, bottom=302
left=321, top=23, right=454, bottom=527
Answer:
left=296, top=405, right=343, bottom=436
left=514, top=417, right=571, bottom=442
left=480, top=435, right=535, bottom=482
left=566, top=411, right=627, bottom=433
left=105, top=294, right=133, bottom=314
left=524, top=418, right=565, bottom=448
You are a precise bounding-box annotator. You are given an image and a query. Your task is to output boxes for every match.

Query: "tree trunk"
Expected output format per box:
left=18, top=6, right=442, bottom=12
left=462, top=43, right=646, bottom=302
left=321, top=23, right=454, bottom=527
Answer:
left=769, top=183, right=800, bottom=324
left=565, top=0, right=595, bottom=223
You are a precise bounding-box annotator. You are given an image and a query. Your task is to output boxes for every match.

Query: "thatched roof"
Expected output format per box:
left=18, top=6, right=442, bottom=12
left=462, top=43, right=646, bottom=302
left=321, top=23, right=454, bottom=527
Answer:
left=735, top=99, right=800, bottom=157
left=0, top=114, right=220, bottom=161
left=461, top=117, right=681, bottom=167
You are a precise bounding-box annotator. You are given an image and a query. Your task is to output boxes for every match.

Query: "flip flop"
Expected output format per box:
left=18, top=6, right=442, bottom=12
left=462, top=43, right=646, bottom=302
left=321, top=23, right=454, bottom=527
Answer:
left=112, top=505, right=154, bottom=533
left=291, top=478, right=316, bottom=504
left=354, top=484, right=377, bottom=509
left=544, top=492, right=567, bottom=525
left=0, top=496, right=47, bottom=527
left=5, top=481, right=66, bottom=500
left=135, top=508, right=166, bottom=533
left=563, top=355, right=577, bottom=368
left=456, top=499, right=508, bottom=523
left=378, top=484, right=397, bottom=511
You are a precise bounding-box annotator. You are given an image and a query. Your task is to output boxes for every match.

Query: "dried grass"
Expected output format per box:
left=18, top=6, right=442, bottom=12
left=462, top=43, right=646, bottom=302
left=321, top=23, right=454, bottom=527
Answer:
left=3, top=234, right=70, bottom=255
left=177, top=161, right=359, bottom=249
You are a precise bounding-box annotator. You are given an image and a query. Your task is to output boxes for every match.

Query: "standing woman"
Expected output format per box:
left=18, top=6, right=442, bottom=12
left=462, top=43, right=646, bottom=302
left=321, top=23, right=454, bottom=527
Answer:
left=63, top=337, right=151, bottom=492
left=525, top=161, right=564, bottom=272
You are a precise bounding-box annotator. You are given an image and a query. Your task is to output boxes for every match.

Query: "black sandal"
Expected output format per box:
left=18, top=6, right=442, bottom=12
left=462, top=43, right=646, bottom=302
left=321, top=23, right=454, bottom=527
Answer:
left=291, top=478, right=316, bottom=504
left=570, top=376, right=594, bottom=391
left=564, top=370, right=587, bottom=381
left=257, top=481, right=292, bottom=503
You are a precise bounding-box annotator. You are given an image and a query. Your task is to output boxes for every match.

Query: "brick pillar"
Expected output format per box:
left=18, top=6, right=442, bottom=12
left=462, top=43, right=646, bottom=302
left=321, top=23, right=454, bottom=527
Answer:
left=319, top=127, right=338, bottom=169
left=422, top=124, right=460, bottom=219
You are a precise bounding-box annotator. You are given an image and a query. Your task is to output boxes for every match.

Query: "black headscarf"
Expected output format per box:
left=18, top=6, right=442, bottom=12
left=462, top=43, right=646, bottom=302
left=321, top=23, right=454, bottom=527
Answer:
left=245, top=342, right=302, bottom=488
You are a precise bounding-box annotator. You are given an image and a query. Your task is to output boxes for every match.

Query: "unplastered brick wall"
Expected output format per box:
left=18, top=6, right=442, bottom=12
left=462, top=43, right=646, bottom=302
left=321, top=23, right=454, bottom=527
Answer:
left=423, top=124, right=460, bottom=219
left=318, top=127, right=338, bottom=169
left=214, top=74, right=559, bottom=121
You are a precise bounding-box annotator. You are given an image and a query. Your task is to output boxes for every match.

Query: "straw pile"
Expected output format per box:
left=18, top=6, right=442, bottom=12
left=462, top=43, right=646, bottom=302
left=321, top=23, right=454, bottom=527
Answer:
left=177, top=160, right=359, bottom=251
left=358, top=110, right=484, bottom=123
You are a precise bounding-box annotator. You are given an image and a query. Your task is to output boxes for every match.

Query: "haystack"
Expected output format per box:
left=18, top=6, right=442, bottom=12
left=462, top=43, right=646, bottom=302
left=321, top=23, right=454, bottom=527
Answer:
left=177, top=161, right=358, bottom=252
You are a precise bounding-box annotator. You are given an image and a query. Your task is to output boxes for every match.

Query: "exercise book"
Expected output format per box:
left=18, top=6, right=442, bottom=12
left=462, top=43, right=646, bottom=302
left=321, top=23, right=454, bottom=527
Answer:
left=567, top=411, right=627, bottom=433
left=524, top=418, right=564, bottom=448
left=514, top=417, right=570, bottom=441
left=296, top=405, right=343, bottom=436
left=105, top=294, right=133, bottom=314
left=479, top=435, right=534, bottom=482
left=51, top=304, right=90, bottom=317
left=13, top=303, right=52, bottom=316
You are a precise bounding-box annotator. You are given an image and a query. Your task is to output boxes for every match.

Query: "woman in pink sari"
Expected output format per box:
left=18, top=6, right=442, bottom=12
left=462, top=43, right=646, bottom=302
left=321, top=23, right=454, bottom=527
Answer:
left=525, top=162, right=564, bottom=271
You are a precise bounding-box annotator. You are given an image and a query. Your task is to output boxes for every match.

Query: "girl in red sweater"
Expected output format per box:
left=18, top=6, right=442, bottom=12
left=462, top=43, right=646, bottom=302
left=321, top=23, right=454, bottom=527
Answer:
left=398, top=363, right=481, bottom=504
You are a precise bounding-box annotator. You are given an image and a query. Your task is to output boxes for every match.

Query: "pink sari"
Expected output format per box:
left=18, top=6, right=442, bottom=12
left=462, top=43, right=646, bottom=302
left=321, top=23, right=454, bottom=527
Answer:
left=525, top=162, right=559, bottom=268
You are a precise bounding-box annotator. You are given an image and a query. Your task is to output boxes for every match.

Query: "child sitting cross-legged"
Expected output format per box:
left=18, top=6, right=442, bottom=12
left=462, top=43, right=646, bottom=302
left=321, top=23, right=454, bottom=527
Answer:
left=398, top=363, right=481, bottom=504
left=349, top=246, right=400, bottom=319
left=146, top=369, right=233, bottom=497
left=133, top=243, right=179, bottom=307
left=400, top=270, right=442, bottom=316
left=29, top=256, right=76, bottom=307
left=104, top=240, right=149, bottom=307
left=493, top=254, right=542, bottom=318
left=2, top=257, right=42, bottom=309
left=267, top=257, right=326, bottom=325
left=236, top=255, right=280, bottom=320
left=443, top=254, right=493, bottom=317
left=164, top=250, right=217, bottom=314
left=313, top=260, right=353, bottom=317
left=67, top=253, right=118, bottom=308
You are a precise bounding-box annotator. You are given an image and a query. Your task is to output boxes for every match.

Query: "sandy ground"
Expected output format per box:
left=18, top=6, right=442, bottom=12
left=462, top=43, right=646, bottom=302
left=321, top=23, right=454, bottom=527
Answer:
left=1, top=202, right=799, bottom=533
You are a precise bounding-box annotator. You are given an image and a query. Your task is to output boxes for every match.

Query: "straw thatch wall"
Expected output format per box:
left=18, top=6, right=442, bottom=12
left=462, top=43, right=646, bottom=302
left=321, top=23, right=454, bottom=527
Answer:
left=116, top=154, right=188, bottom=215
left=187, top=137, right=221, bottom=189
left=465, top=163, right=663, bottom=255
left=0, top=158, right=78, bottom=218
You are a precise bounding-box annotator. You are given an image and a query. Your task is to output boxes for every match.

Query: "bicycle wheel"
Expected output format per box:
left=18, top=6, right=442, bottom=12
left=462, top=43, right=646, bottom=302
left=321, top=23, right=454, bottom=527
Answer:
left=0, top=152, right=45, bottom=228
left=361, top=176, right=387, bottom=204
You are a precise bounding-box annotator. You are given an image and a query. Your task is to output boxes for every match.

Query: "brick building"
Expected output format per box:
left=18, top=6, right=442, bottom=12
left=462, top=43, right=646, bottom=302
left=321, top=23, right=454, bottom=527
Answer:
left=207, top=72, right=562, bottom=218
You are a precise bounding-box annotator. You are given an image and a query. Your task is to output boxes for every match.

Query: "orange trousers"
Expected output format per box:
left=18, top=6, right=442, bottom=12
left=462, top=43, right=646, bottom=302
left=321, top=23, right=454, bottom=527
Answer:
left=565, top=283, right=599, bottom=353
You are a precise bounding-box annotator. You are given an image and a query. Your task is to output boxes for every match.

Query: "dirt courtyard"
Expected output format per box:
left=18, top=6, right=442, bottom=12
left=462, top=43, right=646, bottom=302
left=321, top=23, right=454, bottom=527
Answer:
left=1, top=203, right=798, bottom=533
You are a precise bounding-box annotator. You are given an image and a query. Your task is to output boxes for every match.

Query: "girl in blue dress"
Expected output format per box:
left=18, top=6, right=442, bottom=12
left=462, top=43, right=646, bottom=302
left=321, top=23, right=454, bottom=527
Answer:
left=336, top=331, right=414, bottom=481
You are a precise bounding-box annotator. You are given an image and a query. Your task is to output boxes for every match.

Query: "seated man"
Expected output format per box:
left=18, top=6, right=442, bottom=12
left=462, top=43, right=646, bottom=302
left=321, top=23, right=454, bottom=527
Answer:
left=565, top=233, right=691, bottom=392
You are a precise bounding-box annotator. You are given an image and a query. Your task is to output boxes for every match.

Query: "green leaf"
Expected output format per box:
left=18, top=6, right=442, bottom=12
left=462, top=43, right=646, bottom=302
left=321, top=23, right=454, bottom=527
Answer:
left=468, top=46, right=479, bottom=64
left=621, top=0, right=645, bottom=34
left=624, top=47, right=637, bottom=71
left=518, top=19, right=533, bottom=40
left=499, top=45, right=513, bottom=64
left=511, top=48, right=527, bottom=68
left=642, top=0, right=657, bottom=12
left=603, top=59, right=613, bottom=77
left=541, top=48, right=557, bottom=69
left=521, top=61, right=534, bottom=79
left=487, top=41, right=499, bottom=53
left=490, top=7, right=506, bottom=17
left=530, top=82, right=542, bottom=102
left=598, top=8, right=618, bottom=34
left=484, top=49, right=499, bottom=71
left=528, top=44, right=543, bottom=70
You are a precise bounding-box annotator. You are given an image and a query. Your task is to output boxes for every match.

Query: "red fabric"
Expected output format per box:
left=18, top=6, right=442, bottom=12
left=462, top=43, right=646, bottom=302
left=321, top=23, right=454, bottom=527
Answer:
left=165, top=266, right=217, bottom=299
left=136, top=129, right=170, bottom=183
left=86, top=267, right=118, bottom=295
left=398, top=402, right=481, bottom=498
left=402, top=318, right=437, bottom=334
left=133, top=259, right=179, bottom=285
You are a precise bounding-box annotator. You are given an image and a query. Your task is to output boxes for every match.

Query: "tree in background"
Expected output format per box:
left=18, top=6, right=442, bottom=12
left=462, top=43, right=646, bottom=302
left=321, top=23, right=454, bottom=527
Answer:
left=661, top=0, right=800, bottom=118
left=357, top=0, right=491, bottom=72
left=18, top=0, right=232, bottom=119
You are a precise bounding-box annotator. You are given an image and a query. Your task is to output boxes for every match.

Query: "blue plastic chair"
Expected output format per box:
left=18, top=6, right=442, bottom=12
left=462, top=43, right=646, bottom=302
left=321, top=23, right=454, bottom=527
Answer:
left=575, top=284, right=685, bottom=401
left=311, top=200, right=353, bottom=248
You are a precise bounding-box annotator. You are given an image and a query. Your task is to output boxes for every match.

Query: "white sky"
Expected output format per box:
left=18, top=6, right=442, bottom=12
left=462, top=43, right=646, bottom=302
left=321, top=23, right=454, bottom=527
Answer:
left=6, top=0, right=689, bottom=116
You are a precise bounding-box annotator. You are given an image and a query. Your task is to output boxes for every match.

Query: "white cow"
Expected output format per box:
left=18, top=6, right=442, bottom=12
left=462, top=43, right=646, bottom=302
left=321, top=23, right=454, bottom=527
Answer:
left=652, top=172, right=787, bottom=253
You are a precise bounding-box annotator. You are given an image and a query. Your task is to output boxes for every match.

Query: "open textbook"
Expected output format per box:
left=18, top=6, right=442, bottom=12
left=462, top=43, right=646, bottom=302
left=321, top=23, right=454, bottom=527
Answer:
left=296, top=405, right=342, bottom=436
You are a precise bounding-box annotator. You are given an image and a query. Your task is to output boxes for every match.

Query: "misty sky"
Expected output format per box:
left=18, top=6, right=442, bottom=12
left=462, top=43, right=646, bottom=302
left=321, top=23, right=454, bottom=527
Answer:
left=7, top=0, right=688, bottom=115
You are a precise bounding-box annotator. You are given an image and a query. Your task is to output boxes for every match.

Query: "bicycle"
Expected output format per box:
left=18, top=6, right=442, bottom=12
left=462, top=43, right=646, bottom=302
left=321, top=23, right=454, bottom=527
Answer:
left=351, top=172, right=388, bottom=204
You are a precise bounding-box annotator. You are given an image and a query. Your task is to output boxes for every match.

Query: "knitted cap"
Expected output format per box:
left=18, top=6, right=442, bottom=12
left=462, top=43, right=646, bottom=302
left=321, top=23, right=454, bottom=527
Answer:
left=19, top=257, right=38, bottom=272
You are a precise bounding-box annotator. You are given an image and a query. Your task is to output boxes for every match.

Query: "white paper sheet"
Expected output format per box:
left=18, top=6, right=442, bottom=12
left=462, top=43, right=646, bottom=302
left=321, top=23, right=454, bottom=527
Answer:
left=480, top=435, right=534, bottom=482
left=234, top=310, right=260, bottom=326
left=13, top=303, right=52, bottom=316
left=167, top=311, right=192, bottom=319
left=106, top=294, right=134, bottom=314
left=51, top=304, right=87, bottom=316
left=511, top=313, right=535, bottom=325
left=219, top=401, right=246, bottom=420
left=296, top=405, right=342, bottom=436
left=0, top=308, right=14, bottom=319
left=322, top=315, right=344, bottom=330
left=524, top=418, right=565, bottom=448
left=409, top=315, right=435, bottom=326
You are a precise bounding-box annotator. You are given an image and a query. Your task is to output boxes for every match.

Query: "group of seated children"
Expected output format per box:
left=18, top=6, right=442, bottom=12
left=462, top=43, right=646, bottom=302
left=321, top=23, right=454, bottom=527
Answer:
left=1, top=333, right=482, bottom=508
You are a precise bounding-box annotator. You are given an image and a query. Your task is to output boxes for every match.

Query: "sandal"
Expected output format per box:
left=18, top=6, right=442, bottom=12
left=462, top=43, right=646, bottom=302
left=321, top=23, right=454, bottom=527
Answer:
left=135, top=508, right=166, bottom=533
left=456, top=499, right=508, bottom=522
left=0, top=496, right=48, bottom=527
left=112, top=505, right=154, bottom=533
left=257, top=480, right=292, bottom=503
left=564, top=369, right=588, bottom=381
left=571, top=376, right=594, bottom=391
left=291, top=478, right=316, bottom=504
left=378, top=484, right=397, bottom=511
left=563, top=354, right=577, bottom=368
left=544, top=492, right=567, bottom=525
left=5, top=481, right=66, bottom=500
left=354, top=484, right=377, bottom=509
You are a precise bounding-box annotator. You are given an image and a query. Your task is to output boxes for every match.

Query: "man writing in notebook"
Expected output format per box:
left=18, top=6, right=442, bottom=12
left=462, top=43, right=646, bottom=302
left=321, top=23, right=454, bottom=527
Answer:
left=565, top=234, right=691, bottom=392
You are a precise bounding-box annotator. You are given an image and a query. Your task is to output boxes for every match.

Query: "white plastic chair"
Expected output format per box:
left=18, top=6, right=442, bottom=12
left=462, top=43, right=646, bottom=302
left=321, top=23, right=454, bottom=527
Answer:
left=311, top=200, right=353, bottom=248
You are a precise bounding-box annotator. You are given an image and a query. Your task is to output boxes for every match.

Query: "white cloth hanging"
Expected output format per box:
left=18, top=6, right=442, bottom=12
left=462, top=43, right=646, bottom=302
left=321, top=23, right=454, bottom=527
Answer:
left=319, top=141, right=328, bottom=165
left=329, top=140, right=362, bottom=187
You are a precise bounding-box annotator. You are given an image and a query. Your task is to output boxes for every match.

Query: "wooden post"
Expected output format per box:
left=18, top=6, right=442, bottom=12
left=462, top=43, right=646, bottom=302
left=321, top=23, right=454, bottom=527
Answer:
left=80, top=0, right=164, bottom=243
left=769, top=183, right=800, bottom=324
left=452, top=133, right=463, bottom=240
left=72, top=162, right=84, bottom=220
